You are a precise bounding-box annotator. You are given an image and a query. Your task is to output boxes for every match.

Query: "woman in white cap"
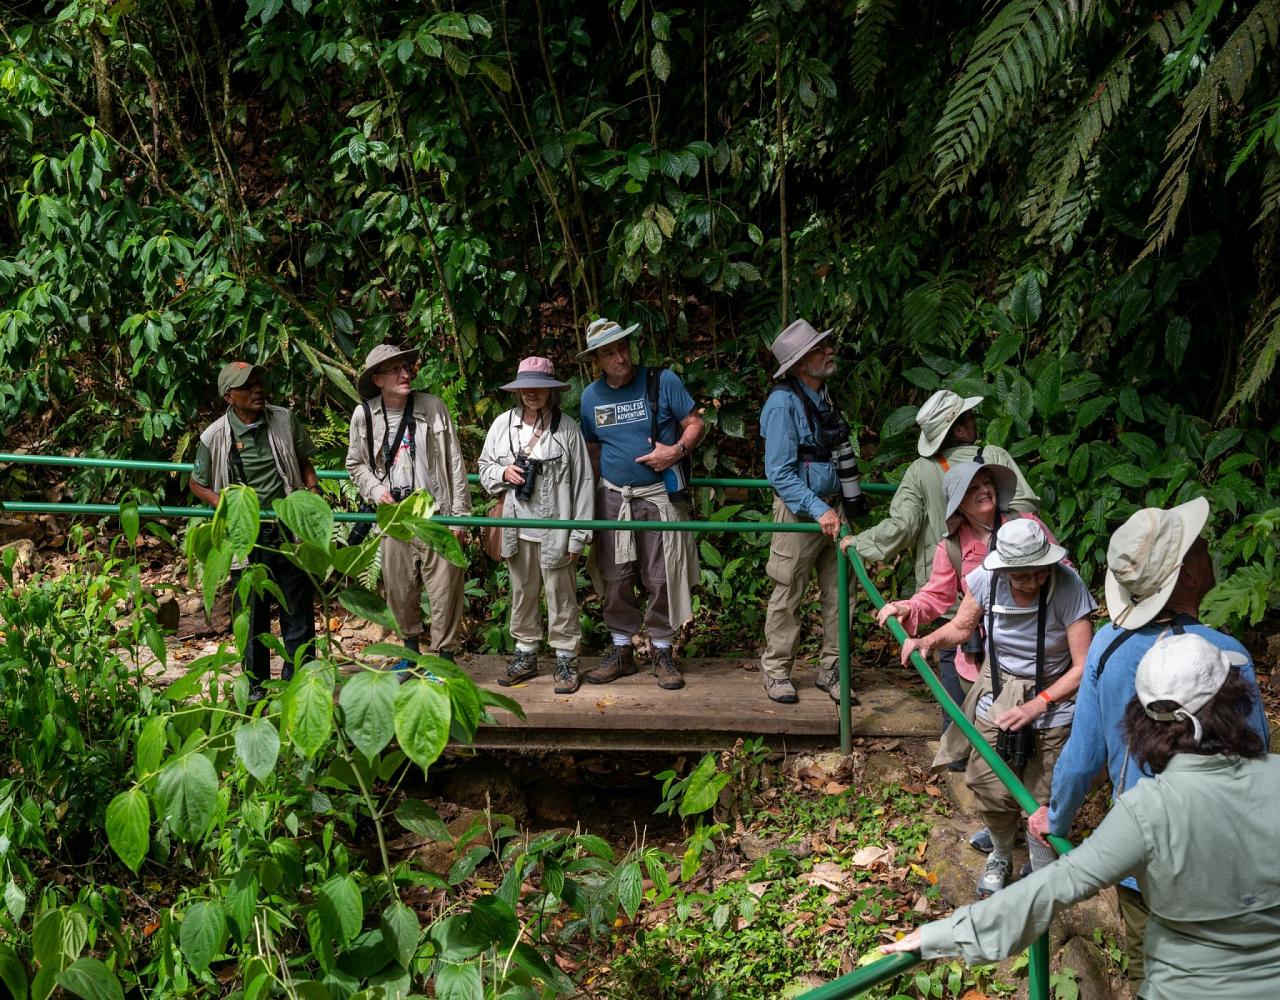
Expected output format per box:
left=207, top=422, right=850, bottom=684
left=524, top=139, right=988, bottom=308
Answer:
left=900, top=518, right=1096, bottom=897
left=882, top=632, right=1279, bottom=998
left=478, top=357, right=595, bottom=693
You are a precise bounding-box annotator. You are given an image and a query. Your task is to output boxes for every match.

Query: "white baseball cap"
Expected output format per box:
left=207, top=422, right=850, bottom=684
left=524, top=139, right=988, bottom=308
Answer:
left=1135, top=632, right=1246, bottom=743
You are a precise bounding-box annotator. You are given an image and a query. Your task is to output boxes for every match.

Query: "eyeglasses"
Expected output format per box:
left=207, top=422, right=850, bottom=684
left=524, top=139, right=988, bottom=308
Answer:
left=376, top=362, right=416, bottom=376
left=1007, top=568, right=1051, bottom=583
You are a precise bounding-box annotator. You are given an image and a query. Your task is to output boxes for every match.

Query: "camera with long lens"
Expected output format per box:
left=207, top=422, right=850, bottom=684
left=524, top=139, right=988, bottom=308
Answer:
left=961, top=625, right=986, bottom=666
left=819, top=410, right=868, bottom=520
left=513, top=453, right=541, bottom=502
left=995, top=725, right=1036, bottom=771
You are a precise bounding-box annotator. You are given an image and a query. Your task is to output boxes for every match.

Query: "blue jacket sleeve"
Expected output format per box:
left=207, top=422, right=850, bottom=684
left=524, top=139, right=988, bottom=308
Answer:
left=1046, top=639, right=1107, bottom=837
left=761, top=392, right=829, bottom=520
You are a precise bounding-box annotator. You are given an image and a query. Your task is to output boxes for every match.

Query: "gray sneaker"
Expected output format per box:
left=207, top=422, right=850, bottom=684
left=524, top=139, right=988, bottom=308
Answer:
left=763, top=675, right=798, bottom=704
left=553, top=653, right=581, bottom=694
left=498, top=650, right=538, bottom=687
left=968, top=827, right=994, bottom=854
left=814, top=667, right=859, bottom=705
left=976, top=855, right=1011, bottom=898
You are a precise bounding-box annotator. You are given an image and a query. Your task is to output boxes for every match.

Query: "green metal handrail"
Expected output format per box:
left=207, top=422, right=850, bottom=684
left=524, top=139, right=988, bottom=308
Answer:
left=794, top=545, right=1073, bottom=1000
left=0, top=452, right=898, bottom=494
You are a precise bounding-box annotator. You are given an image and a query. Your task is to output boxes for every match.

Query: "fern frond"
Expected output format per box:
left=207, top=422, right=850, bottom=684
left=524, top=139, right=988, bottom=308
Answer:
left=900, top=274, right=975, bottom=349
left=1141, top=0, right=1280, bottom=260
left=1257, top=155, right=1280, bottom=225
left=1150, top=0, right=1228, bottom=102
left=1221, top=293, right=1280, bottom=413
left=849, top=0, right=897, bottom=95
left=931, top=0, right=1097, bottom=199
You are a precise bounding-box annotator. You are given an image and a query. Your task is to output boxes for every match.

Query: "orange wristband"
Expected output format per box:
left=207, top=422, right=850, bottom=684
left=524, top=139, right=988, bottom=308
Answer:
left=1037, top=690, right=1054, bottom=706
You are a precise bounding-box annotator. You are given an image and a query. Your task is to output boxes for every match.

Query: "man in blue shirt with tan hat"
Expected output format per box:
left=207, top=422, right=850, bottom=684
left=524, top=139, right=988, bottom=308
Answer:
left=577, top=317, right=704, bottom=691
left=759, top=318, right=868, bottom=704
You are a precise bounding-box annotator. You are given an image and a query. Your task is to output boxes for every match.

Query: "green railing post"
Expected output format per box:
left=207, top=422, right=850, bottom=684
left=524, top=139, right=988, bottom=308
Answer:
left=837, top=539, right=852, bottom=754
left=1028, top=934, right=1052, bottom=1000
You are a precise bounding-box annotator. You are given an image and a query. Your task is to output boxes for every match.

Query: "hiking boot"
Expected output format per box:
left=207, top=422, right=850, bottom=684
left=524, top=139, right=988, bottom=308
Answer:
left=586, top=644, right=637, bottom=685
left=763, top=674, right=798, bottom=704
left=498, top=650, right=538, bottom=687
left=976, top=855, right=1011, bottom=898
left=653, top=647, right=684, bottom=690
left=553, top=653, right=581, bottom=694
left=248, top=685, right=267, bottom=704
left=968, top=827, right=994, bottom=854
left=815, top=666, right=860, bottom=705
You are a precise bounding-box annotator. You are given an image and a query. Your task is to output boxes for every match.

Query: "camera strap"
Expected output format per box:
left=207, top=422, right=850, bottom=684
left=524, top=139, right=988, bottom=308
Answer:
left=369, top=393, right=416, bottom=485
left=1095, top=612, right=1198, bottom=679
left=987, top=574, right=1050, bottom=700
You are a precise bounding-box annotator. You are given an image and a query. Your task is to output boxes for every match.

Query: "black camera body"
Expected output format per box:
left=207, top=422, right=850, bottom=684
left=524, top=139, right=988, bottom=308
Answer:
left=961, top=627, right=986, bottom=666
left=389, top=485, right=413, bottom=502
left=513, top=453, right=541, bottom=502
left=995, top=725, right=1036, bottom=771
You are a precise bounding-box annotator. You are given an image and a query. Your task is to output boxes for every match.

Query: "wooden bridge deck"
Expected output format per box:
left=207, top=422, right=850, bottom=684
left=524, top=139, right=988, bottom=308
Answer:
left=458, top=655, right=940, bottom=751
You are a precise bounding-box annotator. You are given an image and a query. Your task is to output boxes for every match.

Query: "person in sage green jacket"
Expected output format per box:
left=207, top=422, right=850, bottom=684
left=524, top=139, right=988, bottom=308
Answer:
left=478, top=357, right=595, bottom=694
left=842, top=389, right=1037, bottom=726
left=882, top=633, right=1280, bottom=1000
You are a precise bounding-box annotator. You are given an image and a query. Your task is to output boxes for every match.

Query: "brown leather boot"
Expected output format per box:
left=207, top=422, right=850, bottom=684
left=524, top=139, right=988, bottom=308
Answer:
left=652, top=647, right=685, bottom=690
left=586, top=644, right=636, bottom=684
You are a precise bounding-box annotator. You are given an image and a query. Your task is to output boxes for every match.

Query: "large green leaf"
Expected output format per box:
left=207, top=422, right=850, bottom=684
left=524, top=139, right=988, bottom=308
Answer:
left=380, top=903, right=419, bottom=970
left=617, top=861, right=643, bottom=919
left=0, top=944, right=27, bottom=1000
left=214, top=485, right=261, bottom=559
left=338, top=585, right=401, bottom=633
left=273, top=490, right=334, bottom=550
left=394, top=679, right=452, bottom=771
left=179, top=901, right=227, bottom=973
left=433, top=962, right=482, bottom=1000
left=105, top=789, right=149, bottom=873
left=153, top=753, right=218, bottom=842
left=394, top=800, right=451, bottom=842
left=235, top=717, right=281, bottom=780
left=56, top=959, right=122, bottom=1000
left=339, top=670, right=398, bottom=758
left=679, top=754, right=730, bottom=817
left=224, top=867, right=259, bottom=946
left=316, top=875, right=363, bottom=947
left=282, top=664, right=336, bottom=758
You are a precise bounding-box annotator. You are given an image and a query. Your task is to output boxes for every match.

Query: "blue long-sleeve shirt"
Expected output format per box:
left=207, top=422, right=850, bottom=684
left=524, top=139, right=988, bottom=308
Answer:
left=760, top=382, right=840, bottom=520
left=1047, top=619, right=1269, bottom=890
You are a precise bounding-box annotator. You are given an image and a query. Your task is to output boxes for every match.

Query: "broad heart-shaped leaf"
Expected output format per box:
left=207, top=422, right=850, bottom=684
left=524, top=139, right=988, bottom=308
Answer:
left=153, top=752, right=218, bottom=842
left=339, top=670, right=398, bottom=758
left=56, top=957, right=123, bottom=1000
left=394, top=679, right=452, bottom=772
left=380, top=902, right=420, bottom=970
left=224, top=867, right=258, bottom=946
left=280, top=540, right=331, bottom=579
left=445, top=674, right=482, bottom=744
left=282, top=663, right=336, bottom=758
left=316, top=875, right=363, bottom=947
left=105, top=789, right=149, bottom=873
left=464, top=896, right=518, bottom=949
left=394, top=799, right=451, bottom=843
left=202, top=542, right=233, bottom=617
left=135, top=713, right=168, bottom=779
left=0, top=943, right=28, bottom=1000
left=235, top=717, right=281, bottom=780
left=616, top=861, right=643, bottom=919
left=212, top=484, right=260, bottom=559
left=330, top=537, right=378, bottom=579
left=338, top=585, right=401, bottom=633
left=433, top=961, right=482, bottom=1000
left=679, top=754, right=730, bottom=817
left=377, top=493, right=465, bottom=567
left=273, top=490, right=334, bottom=550
left=179, top=900, right=226, bottom=973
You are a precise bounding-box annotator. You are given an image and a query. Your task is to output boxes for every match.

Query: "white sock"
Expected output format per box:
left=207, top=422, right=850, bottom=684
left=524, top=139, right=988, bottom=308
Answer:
left=515, top=640, right=539, bottom=653
left=609, top=632, right=632, bottom=646
left=652, top=639, right=673, bottom=649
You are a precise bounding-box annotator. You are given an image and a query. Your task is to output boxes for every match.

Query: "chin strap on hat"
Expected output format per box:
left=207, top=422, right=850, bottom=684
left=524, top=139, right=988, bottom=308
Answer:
left=1143, top=704, right=1203, bottom=744
left=1113, top=560, right=1186, bottom=628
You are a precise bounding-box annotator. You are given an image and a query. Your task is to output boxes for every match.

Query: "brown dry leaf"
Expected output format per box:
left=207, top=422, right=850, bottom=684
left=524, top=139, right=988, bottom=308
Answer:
left=824, top=781, right=849, bottom=795
left=924, top=784, right=942, bottom=797
left=960, top=991, right=993, bottom=1000
left=328, top=616, right=342, bottom=631
left=555, top=954, right=582, bottom=973
left=912, top=893, right=930, bottom=913
left=801, top=861, right=848, bottom=892
left=747, top=881, right=772, bottom=898
left=901, top=783, right=925, bottom=795
left=849, top=845, right=890, bottom=868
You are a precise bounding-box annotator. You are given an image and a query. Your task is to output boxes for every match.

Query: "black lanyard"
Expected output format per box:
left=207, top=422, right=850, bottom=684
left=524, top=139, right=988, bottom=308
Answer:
left=988, top=574, right=1050, bottom=699
left=377, top=397, right=416, bottom=486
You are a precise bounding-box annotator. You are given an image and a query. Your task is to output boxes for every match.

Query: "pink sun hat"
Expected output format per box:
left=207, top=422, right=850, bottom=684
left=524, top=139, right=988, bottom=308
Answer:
left=500, top=356, right=571, bottom=391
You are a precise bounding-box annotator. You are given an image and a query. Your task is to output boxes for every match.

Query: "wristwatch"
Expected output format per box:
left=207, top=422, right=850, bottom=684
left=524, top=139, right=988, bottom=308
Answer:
left=676, top=441, right=689, bottom=458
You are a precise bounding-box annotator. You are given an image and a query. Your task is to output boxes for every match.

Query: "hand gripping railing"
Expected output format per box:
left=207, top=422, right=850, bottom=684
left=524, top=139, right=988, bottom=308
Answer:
left=0, top=452, right=895, bottom=752
left=794, top=543, right=1073, bottom=1000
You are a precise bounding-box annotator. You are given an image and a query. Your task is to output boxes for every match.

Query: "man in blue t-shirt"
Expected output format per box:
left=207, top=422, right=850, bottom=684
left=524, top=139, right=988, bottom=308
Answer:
left=576, top=318, right=705, bottom=690
left=1027, top=497, right=1268, bottom=996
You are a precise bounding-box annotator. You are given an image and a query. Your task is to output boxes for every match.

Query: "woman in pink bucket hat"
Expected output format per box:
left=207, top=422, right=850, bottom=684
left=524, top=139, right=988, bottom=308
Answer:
left=478, top=357, right=596, bottom=694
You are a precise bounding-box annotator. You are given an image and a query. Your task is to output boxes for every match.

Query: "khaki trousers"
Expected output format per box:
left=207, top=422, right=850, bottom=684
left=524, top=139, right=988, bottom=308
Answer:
left=508, top=538, right=581, bottom=654
left=380, top=535, right=465, bottom=653
left=597, top=489, right=675, bottom=641
left=965, top=715, right=1070, bottom=848
left=760, top=497, right=845, bottom=681
left=1116, top=884, right=1148, bottom=995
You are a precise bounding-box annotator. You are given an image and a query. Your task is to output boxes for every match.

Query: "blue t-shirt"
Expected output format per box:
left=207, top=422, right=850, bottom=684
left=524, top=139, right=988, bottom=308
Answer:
left=579, top=366, right=695, bottom=487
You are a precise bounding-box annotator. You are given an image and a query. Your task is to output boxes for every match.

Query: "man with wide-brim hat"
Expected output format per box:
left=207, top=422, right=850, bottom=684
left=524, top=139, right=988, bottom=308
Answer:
left=189, top=360, right=323, bottom=699
left=758, top=318, right=868, bottom=705
left=346, top=343, right=472, bottom=662
left=478, top=356, right=595, bottom=693
left=576, top=316, right=704, bottom=691
left=1027, top=496, right=1268, bottom=994
left=843, top=387, right=1037, bottom=719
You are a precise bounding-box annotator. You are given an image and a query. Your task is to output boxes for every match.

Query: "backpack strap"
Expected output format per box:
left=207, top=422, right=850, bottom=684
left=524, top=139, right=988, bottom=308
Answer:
left=362, top=400, right=374, bottom=472
left=647, top=366, right=662, bottom=445
left=1096, top=612, right=1200, bottom=679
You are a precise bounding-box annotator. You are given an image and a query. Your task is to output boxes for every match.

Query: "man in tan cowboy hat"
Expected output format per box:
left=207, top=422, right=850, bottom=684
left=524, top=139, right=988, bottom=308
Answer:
left=189, top=360, right=322, bottom=699
left=1026, top=496, right=1268, bottom=994
left=844, top=388, right=1036, bottom=714
left=758, top=318, right=868, bottom=704
left=576, top=317, right=704, bottom=690
left=345, top=344, right=471, bottom=660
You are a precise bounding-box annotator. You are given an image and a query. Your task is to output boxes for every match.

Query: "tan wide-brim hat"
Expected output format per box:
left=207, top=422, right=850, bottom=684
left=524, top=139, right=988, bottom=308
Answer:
left=1105, top=496, right=1210, bottom=630
left=358, top=344, right=420, bottom=399
left=943, top=460, right=1018, bottom=522
left=982, top=518, right=1068, bottom=571
left=769, top=318, right=833, bottom=379
left=916, top=389, right=985, bottom=457
left=575, top=317, right=640, bottom=362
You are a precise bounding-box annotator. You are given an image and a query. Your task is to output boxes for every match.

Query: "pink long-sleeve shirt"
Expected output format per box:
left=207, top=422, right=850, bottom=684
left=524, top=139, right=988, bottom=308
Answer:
left=898, top=512, right=1060, bottom=681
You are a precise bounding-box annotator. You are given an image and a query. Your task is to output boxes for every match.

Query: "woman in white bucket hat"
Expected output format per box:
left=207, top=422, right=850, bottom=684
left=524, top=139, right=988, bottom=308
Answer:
left=883, top=632, right=1280, bottom=999
left=478, top=357, right=596, bottom=694
left=900, top=518, right=1096, bottom=898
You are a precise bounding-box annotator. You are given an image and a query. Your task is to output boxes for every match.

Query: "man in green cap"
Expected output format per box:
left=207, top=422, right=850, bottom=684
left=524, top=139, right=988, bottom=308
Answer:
left=189, top=361, right=322, bottom=698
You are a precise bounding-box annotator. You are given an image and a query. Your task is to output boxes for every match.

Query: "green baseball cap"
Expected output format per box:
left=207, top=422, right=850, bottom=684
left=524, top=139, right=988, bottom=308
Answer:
left=218, top=361, right=267, bottom=397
